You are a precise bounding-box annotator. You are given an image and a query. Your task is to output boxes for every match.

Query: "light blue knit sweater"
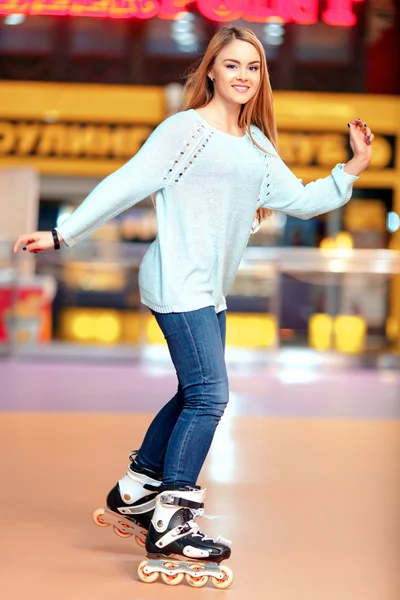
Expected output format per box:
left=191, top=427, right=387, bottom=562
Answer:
left=57, top=109, right=358, bottom=313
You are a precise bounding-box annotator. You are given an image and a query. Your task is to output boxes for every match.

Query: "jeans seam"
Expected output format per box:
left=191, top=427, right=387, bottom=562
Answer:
left=173, top=311, right=206, bottom=484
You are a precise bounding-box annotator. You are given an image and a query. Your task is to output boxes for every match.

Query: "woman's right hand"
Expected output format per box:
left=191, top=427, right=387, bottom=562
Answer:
left=13, top=230, right=64, bottom=254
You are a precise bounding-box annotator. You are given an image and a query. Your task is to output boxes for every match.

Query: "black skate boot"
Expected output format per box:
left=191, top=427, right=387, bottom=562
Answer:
left=138, top=486, right=233, bottom=589
left=92, top=451, right=162, bottom=548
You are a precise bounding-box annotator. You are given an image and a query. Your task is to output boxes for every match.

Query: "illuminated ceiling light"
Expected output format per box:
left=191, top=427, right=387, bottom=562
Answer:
left=267, top=24, right=284, bottom=36
left=174, top=10, right=194, bottom=22
left=175, top=32, right=197, bottom=43
left=4, top=14, right=26, bottom=25
left=264, top=22, right=285, bottom=46
left=172, top=22, right=192, bottom=33
left=171, top=11, right=198, bottom=52
left=387, top=211, right=400, bottom=233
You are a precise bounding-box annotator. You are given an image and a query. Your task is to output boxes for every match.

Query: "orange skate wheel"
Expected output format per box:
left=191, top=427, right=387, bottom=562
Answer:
left=185, top=564, right=208, bottom=588
left=92, top=509, right=109, bottom=527
left=160, top=562, right=185, bottom=586
left=135, top=535, right=146, bottom=548
left=137, top=560, right=159, bottom=583
left=113, top=524, right=133, bottom=538
left=212, top=565, right=234, bottom=589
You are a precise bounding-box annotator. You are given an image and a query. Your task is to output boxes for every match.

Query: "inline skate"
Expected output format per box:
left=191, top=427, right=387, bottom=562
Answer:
left=92, top=451, right=162, bottom=548
left=138, top=486, right=233, bottom=588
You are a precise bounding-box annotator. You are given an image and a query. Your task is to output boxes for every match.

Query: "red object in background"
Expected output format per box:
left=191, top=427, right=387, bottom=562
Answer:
left=0, top=0, right=363, bottom=25
left=366, top=1, right=400, bottom=95
left=0, top=287, right=52, bottom=343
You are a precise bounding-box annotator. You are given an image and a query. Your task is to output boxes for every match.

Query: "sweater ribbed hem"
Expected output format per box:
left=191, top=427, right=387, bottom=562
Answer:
left=140, top=294, right=227, bottom=315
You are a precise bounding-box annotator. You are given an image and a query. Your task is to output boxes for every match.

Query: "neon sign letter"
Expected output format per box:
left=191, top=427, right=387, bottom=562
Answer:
left=0, top=0, right=363, bottom=26
left=322, top=0, right=357, bottom=26
left=197, top=0, right=248, bottom=23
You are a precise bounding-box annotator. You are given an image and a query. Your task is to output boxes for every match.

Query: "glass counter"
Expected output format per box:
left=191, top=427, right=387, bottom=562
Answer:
left=1, top=238, right=400, bottom=367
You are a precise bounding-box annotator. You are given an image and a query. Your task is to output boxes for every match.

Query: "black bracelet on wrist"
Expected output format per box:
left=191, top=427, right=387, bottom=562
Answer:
left=51, top=229, right=61, bottom=250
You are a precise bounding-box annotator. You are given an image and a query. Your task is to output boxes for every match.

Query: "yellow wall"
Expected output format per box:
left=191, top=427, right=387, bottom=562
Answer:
left=0, top=81, right=166, bottom=176
left=0, top=82, right=399, bottom=199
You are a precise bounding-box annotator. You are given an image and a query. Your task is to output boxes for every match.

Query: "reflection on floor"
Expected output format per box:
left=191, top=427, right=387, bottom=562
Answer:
left=1, top=359, right=399, bottom=600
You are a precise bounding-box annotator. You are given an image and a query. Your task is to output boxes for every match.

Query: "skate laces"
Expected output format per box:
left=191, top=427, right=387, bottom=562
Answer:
left=129, top=450, right=139, bottom=462
left=189, top=508, right=232, bottom=546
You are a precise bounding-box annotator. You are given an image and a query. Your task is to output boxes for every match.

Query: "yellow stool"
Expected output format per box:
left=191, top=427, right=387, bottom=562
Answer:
left=333, top=315, right=366, bottom=354
left=308, top=313, right=333, bottom=351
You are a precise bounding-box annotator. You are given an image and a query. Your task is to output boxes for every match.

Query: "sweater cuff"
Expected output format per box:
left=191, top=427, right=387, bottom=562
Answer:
left=55, top=226, right=73, bottom=248
left=334, top=163, right=359, bottom=184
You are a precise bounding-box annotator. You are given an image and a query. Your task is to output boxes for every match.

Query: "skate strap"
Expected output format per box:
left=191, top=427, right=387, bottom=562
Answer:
left=143, top=483, right=161, bottom=492
left=159, top=493, right=204, bottom=510
left=155, top=521, right=196, bottom=548
left=117, top=497, right=156, bottom=515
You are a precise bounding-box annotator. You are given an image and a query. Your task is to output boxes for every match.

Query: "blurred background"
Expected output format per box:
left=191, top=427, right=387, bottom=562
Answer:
left=0, top=3, right=400, bottom=600
left=0, top=0, right=399, bottom=359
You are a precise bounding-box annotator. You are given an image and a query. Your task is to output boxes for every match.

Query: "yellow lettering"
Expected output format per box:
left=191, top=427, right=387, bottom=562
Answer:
left=279, top=133, right=317, bottom=165
left=276, top=133, right=297, bottom=164
left=16, top=122, right=40, bottom=155
left=64, top=124, right=90, bottom=157
left=110, top=126, right=130, bottom=158
left=315, top=134, right=347, bottom=166
left=125, top=126, right=153, bottom=157
left=294, top=134, right=316, bottom=166
left=36, top=124, right=67, bottom=155
left=370, top=135, right=392, bottom=169
left=0, top=122, right=16, bottom=155
left=85, top=126, right=111, bottom=157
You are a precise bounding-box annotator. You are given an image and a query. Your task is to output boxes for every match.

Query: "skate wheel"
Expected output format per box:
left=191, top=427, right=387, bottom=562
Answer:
left=160, top=562, right=185, bottom=586
left=92, top=508, right=109, bottom=528
left=135, top=535, right=146, bottom=548
left=113, top=524, right=133, bottom=538
left=211, top=565, right=234, bottom=590
left=185, top=566, right=209, bottom=588
left=137, top=560, right=159, bottom=584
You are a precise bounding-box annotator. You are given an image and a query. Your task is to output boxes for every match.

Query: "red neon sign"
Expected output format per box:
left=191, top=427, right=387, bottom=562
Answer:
left=241, top=0, right=318, bottom=25
left=0, top=0, right=364, bottom=26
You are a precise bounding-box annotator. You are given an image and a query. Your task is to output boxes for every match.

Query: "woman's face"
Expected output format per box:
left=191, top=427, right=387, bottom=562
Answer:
left=209, top=39, right=261, bottom=106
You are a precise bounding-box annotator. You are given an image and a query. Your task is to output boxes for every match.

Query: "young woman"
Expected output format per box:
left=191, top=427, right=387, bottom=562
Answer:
left=14, top=27, right=373, bottom=588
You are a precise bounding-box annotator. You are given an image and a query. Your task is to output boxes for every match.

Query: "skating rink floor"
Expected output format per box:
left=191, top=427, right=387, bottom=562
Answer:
left=1, top=355, right=399, bottom=600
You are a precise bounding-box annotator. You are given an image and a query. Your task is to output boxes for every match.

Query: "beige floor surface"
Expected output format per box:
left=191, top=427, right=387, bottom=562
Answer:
left=1, top=413, right=399, bottom=600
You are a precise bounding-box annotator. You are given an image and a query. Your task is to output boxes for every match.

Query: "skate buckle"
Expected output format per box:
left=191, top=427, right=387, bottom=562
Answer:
left=159, top=493, right=175, bottom=505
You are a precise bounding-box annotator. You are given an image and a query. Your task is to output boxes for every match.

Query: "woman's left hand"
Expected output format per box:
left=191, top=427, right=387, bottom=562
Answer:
left=349, top=117, right=374, bottom=164
left=344, top=118, right=374, bottom=176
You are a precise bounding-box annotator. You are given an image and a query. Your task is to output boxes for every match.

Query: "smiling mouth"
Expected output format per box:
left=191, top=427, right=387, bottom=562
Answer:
left=232, top=86, right=250, bottom=92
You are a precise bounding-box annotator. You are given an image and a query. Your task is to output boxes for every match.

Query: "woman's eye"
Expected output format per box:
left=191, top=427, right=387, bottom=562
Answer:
left=226, top=64, right=259, bottom=71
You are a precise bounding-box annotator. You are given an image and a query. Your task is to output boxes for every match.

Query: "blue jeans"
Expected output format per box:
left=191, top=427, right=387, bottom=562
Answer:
left=136, top=306, right=228, bottom=487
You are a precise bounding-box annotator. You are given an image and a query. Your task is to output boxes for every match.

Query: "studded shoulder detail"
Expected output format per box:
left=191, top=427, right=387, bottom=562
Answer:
left=246, top=125, right=273, bottom=207
left=163, top=124, right=215, bottom=186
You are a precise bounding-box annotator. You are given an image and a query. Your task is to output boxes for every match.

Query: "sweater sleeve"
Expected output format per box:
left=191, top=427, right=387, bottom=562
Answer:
left=254, top=129, right=359, bottom=220
left=56, top=111, right=194, bottom=247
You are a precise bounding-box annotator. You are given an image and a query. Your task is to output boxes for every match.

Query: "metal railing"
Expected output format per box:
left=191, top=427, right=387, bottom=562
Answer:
left=1, top=237, right=400, bottom=366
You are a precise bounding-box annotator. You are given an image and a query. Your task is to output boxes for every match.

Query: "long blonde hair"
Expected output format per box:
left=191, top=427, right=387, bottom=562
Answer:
left=184, top=26, right=278, bottom=227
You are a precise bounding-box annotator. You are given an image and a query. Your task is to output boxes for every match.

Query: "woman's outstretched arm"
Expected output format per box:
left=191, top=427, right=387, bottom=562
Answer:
left=258, top=118, right=373, bottom=220
left=14, top=111, right=193, bottom=253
